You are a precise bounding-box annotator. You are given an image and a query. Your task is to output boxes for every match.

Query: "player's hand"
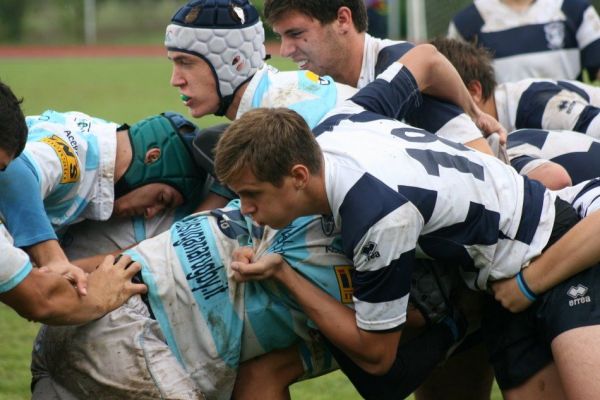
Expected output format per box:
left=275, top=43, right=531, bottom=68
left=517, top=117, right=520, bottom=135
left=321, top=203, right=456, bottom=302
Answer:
left=40, top=261, right=89, bottom=296
left=231, top=253, right=285, bottom=282
left=85, top=254, right=147, bottom=315
left=490, top=277, right=533, bottom=313
left=232, top=246, right=255, bottom=264
left=474, top=112, right=507, bottom=145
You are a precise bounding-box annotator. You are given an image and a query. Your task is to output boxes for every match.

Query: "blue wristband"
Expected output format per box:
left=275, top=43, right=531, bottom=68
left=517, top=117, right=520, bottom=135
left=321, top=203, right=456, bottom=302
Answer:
left=516, top=270, right=537, bottom=302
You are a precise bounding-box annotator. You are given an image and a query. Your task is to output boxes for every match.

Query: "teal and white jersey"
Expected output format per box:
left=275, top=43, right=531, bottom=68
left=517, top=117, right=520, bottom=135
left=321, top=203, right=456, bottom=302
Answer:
left=237, top=64, right=357, bottom=128
left=23, top=110, right=118, bottom=233
left=126, top=201, right=351, bottom=399
left=0, top=225, right=32, bottom=294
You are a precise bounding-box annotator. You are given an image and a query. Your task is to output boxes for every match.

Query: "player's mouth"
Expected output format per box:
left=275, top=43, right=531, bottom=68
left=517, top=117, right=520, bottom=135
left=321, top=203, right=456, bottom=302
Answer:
left=295, top=59, right=309, bottom=69
left=180, top=93, right=191, bottom=105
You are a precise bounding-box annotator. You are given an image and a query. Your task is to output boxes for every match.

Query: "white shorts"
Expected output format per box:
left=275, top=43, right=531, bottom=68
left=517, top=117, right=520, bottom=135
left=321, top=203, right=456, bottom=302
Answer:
left=31, top=295, right=205, bottom=400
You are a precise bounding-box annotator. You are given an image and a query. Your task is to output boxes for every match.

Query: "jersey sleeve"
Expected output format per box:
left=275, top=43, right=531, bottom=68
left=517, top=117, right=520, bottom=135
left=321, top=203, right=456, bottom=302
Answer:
left=0, top=234, right=33, bottom=294
left=405, top=97, right=483, bottom=143
left=348, top=62, right=422, bottom=121
left=0, top=157, right=56, bottom=247
left=337, top=173, right=424, bottom=331
left=571, top=0, right=600, bottom=76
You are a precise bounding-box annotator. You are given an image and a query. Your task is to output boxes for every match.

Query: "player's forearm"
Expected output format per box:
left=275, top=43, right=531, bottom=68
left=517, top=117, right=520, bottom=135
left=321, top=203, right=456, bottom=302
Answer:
left=25, top=239, right=68, bottom=267
left=1, top=270, right=106, bottom=325
left=402, top=44, right=479, bottom=119
left=274, top=263, right=400, bottom=374
left=525, top=209, right=600, bottom=294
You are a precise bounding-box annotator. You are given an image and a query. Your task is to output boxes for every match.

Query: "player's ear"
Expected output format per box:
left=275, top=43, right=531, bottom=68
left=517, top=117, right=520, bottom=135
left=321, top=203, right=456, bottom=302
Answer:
left=144, top=148, right=161, bottom=164
left=467, top=80, right=483, bottom=104
left=336, top=6, right=353, bottom=33
left=290, top=164, right=309, bottom=190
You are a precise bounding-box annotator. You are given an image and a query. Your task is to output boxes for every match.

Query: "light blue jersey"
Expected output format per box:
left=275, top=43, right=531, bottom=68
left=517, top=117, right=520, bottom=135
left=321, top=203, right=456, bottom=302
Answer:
left=237, top=65, right=356, bottom=128
left=0, top=225, right=32, bottom=294
left=0, top=110, right=118, bottom=246
left=24, top=110, right=118, bottom=230
left=125, top=200, right=350, bottom=399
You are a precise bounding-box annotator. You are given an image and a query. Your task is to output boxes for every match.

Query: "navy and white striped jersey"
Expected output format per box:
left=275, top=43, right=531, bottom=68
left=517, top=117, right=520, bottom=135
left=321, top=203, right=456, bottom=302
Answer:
left=508, top=128, right=600, bottom=184
left=315, top=62, right=556, bottom=331
left=359, top=34, right=484, bottom=144
left=449, top=0, right=600, bottom=82
left=495, top=79, right=600, bottom=136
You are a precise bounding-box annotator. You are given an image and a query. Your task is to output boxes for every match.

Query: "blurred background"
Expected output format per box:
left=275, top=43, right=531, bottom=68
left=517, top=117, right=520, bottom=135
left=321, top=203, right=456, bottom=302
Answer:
left=9, top=0, right=600, bottom=46
left=2, top=0, right=597, bottom=399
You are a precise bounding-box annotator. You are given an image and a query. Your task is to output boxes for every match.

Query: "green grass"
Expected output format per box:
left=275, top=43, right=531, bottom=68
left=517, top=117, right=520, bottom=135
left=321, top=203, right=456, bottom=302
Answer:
left=0, top=54, right=502, bottom=399
left=0, top=304, right=40, bottom=399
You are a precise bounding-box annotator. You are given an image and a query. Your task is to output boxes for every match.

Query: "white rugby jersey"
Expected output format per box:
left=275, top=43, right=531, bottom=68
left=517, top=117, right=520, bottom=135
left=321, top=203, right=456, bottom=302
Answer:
left=449, top=0, right=600, bottom=82
left=0, top=225, right=32, bottom=294
left=495, top=79, right=600, bottom=136
left=556, top=178, right=600, bottom=217
left=314, top=62, right=556, bottom=331
left=237, top=64, right=357, bottom=128
left=125, top=201, right=350, bottom=399
left=25, top=110, right=117, bottom=230
left=507, top=128, right=600, bottom=184
left=357, top=34, right=484, bottom=144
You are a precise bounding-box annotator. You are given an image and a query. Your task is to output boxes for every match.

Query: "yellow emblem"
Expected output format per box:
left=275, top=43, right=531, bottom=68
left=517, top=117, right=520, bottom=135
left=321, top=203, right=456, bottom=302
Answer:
left=40, top=135, right=80, bottom=183
left=334, top=265, right=354, bottom=304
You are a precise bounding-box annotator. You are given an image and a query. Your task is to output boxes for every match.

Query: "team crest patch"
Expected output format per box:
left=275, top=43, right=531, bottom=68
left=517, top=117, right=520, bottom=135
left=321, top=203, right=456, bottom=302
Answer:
left=40, top=135, right=80, bottom=183
left=334, top=265, right=354, bottom=304
left=544, top=22, right=564, bottom=50
left=321, top=215, right=335, bottom=236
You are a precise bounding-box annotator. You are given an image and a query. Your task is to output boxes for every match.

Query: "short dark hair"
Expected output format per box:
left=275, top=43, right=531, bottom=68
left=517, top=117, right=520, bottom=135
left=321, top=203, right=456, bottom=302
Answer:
left=215, top=108, right=322, bottom=187
left=429, top=37, right=497, bottom=101
left=264, top=0, right=368, bottom=32
left=0, top=81, right=27, bottom=158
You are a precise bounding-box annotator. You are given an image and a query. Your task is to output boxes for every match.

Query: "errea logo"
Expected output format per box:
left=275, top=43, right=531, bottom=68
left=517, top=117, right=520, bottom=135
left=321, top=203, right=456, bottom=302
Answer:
left=567, top=284, right=591, bottom=307
left=361, top=241, right=380, bottom=260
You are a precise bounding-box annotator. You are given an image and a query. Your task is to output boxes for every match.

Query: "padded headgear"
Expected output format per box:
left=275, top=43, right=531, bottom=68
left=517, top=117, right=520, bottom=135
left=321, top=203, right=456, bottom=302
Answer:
left=165, top=0, right=266, bottom=116
left=114, top=112, right=208, bottom=202
left=191, top=123, right=230, bottom=176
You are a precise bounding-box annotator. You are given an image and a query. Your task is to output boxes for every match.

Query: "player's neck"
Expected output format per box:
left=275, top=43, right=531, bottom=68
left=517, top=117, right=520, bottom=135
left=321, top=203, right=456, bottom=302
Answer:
left=337, top=32, right=366, bottom=87
left=306, top=162, right=331, bottom=217
left=225, top=81, right=250, bottom=120
left=501, top=0, right=535, bottom=11
left=114, top=129, right=133, bottom=182
left=484, top=96, right=499, bottom=121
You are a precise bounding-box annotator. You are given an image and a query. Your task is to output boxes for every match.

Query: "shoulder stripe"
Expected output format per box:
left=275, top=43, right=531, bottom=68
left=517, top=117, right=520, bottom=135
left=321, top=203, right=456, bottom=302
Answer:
left=353, top=249, right=414, bottom=303
left=374, top=42, right=415, bottom=76
left=451, top=5, right=484, bottom=41
left=339, top=173, right=408, bottom=258
left=514, top=177, right=546, bottom=244
left=516, top=83, right=563, bottom=129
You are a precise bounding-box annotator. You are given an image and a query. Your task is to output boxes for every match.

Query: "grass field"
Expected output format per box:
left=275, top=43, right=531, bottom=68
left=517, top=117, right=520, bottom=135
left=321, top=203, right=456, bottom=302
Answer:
left=0, top=54, right=503, bottom=399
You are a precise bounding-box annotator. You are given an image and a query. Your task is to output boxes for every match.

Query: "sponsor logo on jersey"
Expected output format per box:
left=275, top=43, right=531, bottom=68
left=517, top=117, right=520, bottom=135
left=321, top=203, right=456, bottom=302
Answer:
left=305, top=71, right=330, bottom=85
left=173, top=219, right=229, bottom=301
left=40, top=135, right=80, bottom=183
left=544, top=22, right=565, bottom=50
left=334, top=265, right=354, bottom=304
left=567, top=284, right=591, bottom=307
left=321, top=215, right=336, bottom=236
left=361, top=241, right=380, bottom=260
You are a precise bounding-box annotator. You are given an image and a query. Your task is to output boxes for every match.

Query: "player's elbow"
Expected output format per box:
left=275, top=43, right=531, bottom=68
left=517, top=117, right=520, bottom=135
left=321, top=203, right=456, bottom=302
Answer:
left=358, top=352, right=396, bottom=376
left=13, top=298, right=55, bottom=323
left=527, top=162, right=572, bottom=190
